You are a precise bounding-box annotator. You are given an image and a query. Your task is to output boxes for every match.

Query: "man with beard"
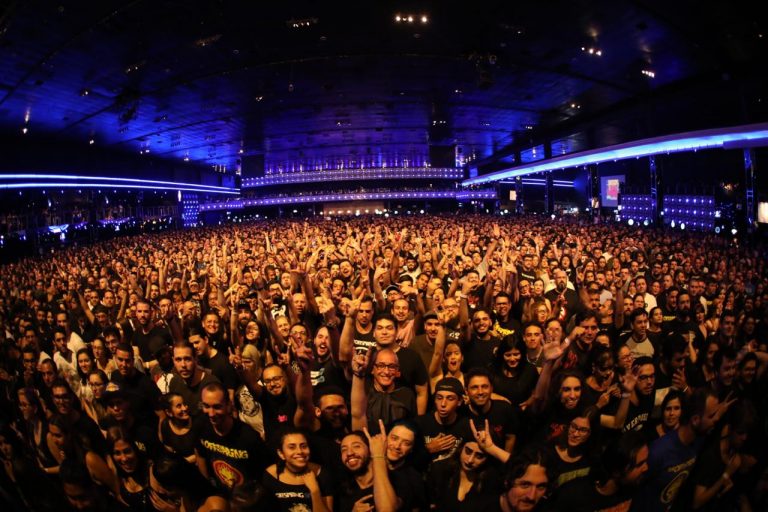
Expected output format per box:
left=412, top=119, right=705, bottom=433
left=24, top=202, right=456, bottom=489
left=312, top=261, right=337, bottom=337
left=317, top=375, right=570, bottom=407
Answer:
left=168, top=340, right=220, bottom=416
left=410, top=310, right=444, bottom=373
left=415, top=377, right=472, bottom=464
left=545, top=269, right=583, bottom=324
left=130, top=300, right=171, bottom=368
left=186, top=320, right=238, bottom=402
left=335, top=423, right=404, bottom=512
left=633, top=389, right=732, bottom=511
left=463, top=308, right=500, bottom=372
left=548, top=431, right=649, bottom=511
left=195, top=382, right=270, bottom=494
left=464, top=368, right=519, bottom=454
left=109, top=342, right=164, bottom=427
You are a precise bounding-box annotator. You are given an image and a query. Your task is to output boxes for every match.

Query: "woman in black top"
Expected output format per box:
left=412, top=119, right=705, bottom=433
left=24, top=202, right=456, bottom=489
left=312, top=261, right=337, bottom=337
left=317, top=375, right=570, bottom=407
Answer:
left=491, top=334, right=538, bottom=409
left=426, top=439, right=502, bottom=511
left=157, top=392, right=195, bottom=463
left=108, top=429, right=149, bottom=511
left=547, top=405, right=599, bottom=492
left=262, top=428, right=333, bottom=512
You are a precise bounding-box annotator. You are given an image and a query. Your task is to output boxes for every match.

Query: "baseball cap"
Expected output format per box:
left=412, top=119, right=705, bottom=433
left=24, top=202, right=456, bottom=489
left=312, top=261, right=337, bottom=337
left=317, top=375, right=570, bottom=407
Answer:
left=434, top=377, right=464, bottom=397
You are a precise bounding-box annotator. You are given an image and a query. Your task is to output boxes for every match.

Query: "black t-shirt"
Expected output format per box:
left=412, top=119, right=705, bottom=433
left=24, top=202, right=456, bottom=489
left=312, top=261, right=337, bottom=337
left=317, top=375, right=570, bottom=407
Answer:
left=131, top=325, right=171, bottom=361
left=194, top=416, right=271, bottom=492
left=393, top=346, right=428, bottom=391
left=261, top=390, right=298, bottom=445
left=462, top=334, right=501, bottom=372
left=262, top=466, right=334, bottom=512
left=546, top=446, right=593, bottom=490
left=622, top=393, right=655, bottom=435
left=109, top=369, right=163, bottom=427
left=544, top=477, right=634, bottom=512
left=335, top=465, right=414, bottom=512
left=199, top=351, right=239, bottom=391
left=366, top=384, right=416, bottom=433
left=167, top=370, right=220, bottom=417
left=353, top=327, right=377, bottom=356
left=414, top=413, right=473, bottom=464
left=464, top=400, right=520, bottom=446
left=391, top=462, right=427, bottom=512
left=426, top=458, right=502, bottom=511
left=491, top=362, right=538, bottom=407
left=309, top=357, right=347, bottom=391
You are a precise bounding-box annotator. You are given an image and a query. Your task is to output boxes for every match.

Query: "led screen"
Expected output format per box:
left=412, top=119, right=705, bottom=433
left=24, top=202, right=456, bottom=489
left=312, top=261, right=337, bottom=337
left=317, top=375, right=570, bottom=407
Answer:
left=600, top=175, right=625, bottom=207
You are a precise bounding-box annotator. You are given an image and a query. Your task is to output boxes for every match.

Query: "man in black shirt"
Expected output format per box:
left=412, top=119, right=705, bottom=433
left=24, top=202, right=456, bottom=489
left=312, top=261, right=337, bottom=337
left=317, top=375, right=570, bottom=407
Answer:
left=168, top=340, right=220, bottom=416
left=109, top=342, right=163, bottom=427
left=195, top=382, right=270, bottom=493
left=464, top=368, right=519, bottom=453
left=187, top=320, right=238, bottom=402
left=549, top=431, right=649, bottom=511
left=415, top=377, right=472, bottom=465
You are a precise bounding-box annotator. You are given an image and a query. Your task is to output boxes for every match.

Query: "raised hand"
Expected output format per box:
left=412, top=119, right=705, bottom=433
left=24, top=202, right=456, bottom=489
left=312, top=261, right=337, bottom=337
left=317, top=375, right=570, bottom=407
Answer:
left=470, top=418, right=496, bottom=452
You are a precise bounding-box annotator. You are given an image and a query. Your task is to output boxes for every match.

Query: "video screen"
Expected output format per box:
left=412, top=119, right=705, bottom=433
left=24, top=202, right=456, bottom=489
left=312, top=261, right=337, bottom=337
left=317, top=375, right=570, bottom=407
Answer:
left=600, top=175, right=625, bottom=208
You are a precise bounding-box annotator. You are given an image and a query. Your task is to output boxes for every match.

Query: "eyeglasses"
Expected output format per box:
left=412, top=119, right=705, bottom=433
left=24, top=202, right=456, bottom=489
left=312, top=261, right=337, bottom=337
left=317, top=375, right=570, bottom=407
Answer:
left=263, top=376, right=284, bottom=385
left=373, top=363, right=399, bottom=372
left=569, top=422, right=591, bottom=435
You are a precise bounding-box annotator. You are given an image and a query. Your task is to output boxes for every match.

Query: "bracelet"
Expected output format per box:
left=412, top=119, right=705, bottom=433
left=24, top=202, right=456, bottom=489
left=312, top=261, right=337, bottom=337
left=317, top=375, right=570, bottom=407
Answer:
left=682, top=386, right=689, bottom=393
left=459, top=293, right=467, bottom=300
left=621, top=392, right=631, bottom=399
left=722, top=472, right=730, bottom=481
left=352, top=371, right=366, bottom=379
left=371, top=455, right=386, bottom=459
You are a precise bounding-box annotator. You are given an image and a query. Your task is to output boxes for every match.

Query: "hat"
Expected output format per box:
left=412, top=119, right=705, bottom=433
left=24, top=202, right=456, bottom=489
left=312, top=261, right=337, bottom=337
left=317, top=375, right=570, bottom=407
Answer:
left=236, top=299, right=251, bottom=311
left=423, top=310, right=439, bottom=322
left=102, top=382, right=129, bottom=403
left=434, top=377, right=464, bottom=397
left=246, top=289, right=260, bottom=299
left=384, top=285, right=400, bottom=295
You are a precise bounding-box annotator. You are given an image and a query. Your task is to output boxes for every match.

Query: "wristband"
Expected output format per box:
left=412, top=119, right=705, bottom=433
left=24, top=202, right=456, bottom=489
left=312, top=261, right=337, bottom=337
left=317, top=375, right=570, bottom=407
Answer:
left=371, top=455, right=386, bottom=459
left=621, top=392, right=631, bottom=399
left=352, top=371, right=366, bottom=379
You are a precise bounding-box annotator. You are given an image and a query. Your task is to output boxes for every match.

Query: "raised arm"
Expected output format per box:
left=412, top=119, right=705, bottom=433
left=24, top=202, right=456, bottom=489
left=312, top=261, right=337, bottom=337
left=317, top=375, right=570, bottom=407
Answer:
left=350, top=352, right=370, bottom=431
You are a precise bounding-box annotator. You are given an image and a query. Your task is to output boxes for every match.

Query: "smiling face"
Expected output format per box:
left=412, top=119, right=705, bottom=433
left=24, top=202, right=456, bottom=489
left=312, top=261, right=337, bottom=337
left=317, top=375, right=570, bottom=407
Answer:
left=559, top=376, right=581, bottom=410
left=112, top=439, right=138, bottom=473
left=467, top=375, right=492, bottom=409
left=340, top=433, right=370, bottom=474
left=567, top=416, right=591, bottom=448
left=279, top=433, right=310, bottom=473
left=386, top=425, right=415, bottom=464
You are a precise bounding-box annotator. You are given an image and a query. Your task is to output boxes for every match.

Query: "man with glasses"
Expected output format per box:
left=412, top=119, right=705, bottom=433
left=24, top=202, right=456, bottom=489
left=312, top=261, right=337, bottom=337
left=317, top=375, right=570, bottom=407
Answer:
left=351, top=347, right=416, bottom=434
left=622, top=356, right=656, bottom=434
left=493, top=292, right=521, bottom=339
left=50, top=378, right=105, bottom=453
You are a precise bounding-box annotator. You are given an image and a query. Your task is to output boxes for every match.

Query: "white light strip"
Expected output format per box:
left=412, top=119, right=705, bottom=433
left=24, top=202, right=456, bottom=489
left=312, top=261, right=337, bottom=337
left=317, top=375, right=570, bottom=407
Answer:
left=464, top=122, right=768, bottom=185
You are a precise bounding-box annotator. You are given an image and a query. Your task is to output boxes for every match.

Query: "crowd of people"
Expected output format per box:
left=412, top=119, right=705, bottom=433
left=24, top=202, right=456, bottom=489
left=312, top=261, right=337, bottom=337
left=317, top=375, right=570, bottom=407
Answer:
left=0, top=212, right=766, bottom=511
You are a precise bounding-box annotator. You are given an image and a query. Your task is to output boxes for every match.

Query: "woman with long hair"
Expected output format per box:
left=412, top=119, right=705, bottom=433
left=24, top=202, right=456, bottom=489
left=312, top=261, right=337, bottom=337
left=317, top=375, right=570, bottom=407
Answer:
left=47, top=413, right=120, bottom=499
left=654, top=390, right=683, bottom=438
left=490, top=334, right=538, bottom=409
left=548, top=406, right=599, bottom=491
left=262, top=428, right=333, bottom=511
left=81, top=369, right=109, bottom=426
left=426, top=438, right=503, bottom=510
left=429, top=332, right=466, bottom=391
left=108, top=428, right=149, bottom=511
left=90, top=336, right=114, bottom=375
left=582, top=348, right=620, bottom=412
left=75, top=347, right=95, bottom=400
